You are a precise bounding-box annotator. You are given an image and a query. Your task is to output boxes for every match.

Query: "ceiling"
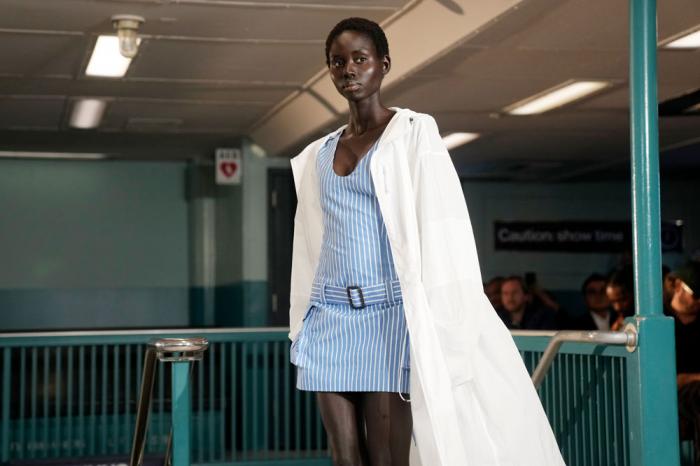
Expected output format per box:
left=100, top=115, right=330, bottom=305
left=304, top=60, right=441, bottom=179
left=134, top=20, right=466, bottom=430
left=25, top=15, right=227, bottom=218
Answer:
left=0, top=0, right=698, bottom=181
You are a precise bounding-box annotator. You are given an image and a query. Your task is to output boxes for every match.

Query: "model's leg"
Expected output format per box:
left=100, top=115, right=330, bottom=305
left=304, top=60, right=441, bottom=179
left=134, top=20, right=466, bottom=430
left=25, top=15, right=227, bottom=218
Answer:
left=316, top=392, right=369, bottom=466
left=362, top=392, right=412, bottom=466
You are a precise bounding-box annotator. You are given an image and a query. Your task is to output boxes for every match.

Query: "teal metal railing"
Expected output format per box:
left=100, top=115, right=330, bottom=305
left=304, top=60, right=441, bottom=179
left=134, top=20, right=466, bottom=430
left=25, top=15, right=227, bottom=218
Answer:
left=515, top=331, right=634, bottom=466
left=1, top=328, right=692, bottom=465
left=0, top=329, right=329, bottom=465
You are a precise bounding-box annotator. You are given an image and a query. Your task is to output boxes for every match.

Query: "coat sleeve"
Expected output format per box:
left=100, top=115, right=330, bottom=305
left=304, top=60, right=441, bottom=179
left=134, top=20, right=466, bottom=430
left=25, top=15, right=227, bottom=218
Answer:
left=287, top=143, right=320, bottom=342
left=410, top=113, right=492, bottom=385
left=412, top=114, right=484, bottom=288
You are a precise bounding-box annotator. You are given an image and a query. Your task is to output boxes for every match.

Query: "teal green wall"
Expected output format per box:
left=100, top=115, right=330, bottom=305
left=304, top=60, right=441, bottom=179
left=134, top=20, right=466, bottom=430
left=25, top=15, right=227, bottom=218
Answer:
left=4, top=154, right=695, bottom=331
left=462, top=179, right=700, bottom=289
left=188, top=140, right=290, bottom=328
left=0, top=159, right=190, bottom=330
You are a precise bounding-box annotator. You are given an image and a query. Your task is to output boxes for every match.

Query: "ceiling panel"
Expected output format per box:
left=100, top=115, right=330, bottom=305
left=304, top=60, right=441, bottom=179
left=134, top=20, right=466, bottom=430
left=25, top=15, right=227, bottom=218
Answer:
left=0, top=33, right=85, bottom=76
left=100, top=99, right=265, bottom=131
left=0, top=0, right=398, bottom=40
left=0, top=0, right=696, bottom=176
left=502, top=0, right=629, bottom=51
left=129, top=40, right=321, bottom=82
left=0, top=97, right=65, bottom=129
left=0, top=76, right=294, bottom=102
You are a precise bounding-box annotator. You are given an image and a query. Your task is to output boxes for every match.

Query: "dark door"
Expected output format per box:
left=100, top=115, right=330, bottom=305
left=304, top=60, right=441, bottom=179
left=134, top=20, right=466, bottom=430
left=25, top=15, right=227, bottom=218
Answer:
left=267, top=168, right=297, bottom=326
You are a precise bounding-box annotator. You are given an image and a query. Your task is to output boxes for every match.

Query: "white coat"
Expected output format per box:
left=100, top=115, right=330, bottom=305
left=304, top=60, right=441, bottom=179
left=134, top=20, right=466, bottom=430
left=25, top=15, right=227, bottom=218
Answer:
left=289, top=107, right=566, bottom=466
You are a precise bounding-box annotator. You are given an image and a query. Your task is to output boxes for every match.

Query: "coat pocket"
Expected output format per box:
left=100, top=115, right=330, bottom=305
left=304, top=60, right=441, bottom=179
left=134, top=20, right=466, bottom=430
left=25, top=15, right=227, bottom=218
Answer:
left=290, top=304, right=316, bottom=367
left=433, top=319, right=475, bottom=386
left=425, top=282, right=486, bottom=386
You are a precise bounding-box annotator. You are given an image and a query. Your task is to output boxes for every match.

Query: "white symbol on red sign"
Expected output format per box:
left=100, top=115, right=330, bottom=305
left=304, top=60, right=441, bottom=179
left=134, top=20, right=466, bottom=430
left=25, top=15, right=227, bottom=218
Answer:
left=215, top=148, right=242, bottom=185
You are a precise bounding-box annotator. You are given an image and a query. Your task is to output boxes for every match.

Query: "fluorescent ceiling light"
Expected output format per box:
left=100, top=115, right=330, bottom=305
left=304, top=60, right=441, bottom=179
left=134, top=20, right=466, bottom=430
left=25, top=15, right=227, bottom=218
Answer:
left=70, top=99, right=107, bottom=129
left=663, top=27, right=700, bottom=49
left=442, top=132, right=480, bottom=150
left=505, top=80, right=612, bottom=115
left=86, top=35, right=139, bottom=77
left=0, top=151, right=106, bottom=160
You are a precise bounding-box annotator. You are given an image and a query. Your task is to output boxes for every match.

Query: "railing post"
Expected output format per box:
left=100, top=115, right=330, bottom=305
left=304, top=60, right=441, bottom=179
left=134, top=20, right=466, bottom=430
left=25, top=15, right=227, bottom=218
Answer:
left=627, top=0, right=679, bottom=464
left=171, top=362, right=192, bottom=466
left=130, top=337, right=208, bottom=466
left=2, top=348, right=11, bottom=462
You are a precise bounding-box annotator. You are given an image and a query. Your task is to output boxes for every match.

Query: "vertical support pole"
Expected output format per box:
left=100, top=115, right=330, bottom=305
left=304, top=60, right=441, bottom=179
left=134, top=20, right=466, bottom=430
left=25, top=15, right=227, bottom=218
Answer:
left=172, top=361, right=192, bottom=466
left=187, top=162, right=217, bottom=327
left=627, top=0, right=680, bottom=464
left=2, top=348, right=11, bottom=462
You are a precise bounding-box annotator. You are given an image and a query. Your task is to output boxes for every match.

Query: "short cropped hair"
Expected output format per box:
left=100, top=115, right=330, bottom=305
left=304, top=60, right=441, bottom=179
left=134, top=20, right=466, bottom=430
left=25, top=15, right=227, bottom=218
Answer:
left=502, top=275, right=529, bottom=294
left=607, top=267, right=634, bottom=292
left=325, top=17, right=389, bottom=67
left=581, top=273, right=607, bottom=294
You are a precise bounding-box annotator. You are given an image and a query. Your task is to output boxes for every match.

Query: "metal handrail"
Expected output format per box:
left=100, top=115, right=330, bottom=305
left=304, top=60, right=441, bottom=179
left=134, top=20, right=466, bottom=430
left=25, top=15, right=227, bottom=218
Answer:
left=531, top=324, right=638, bottom=389
left=129, top=337, right=209, bottom=466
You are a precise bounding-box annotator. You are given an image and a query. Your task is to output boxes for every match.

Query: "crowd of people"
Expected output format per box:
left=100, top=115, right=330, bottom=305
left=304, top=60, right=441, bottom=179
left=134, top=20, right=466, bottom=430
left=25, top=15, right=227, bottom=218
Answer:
left=483, top=267, right=637, bottom=332
left=484, top=260, right=700, bottom=462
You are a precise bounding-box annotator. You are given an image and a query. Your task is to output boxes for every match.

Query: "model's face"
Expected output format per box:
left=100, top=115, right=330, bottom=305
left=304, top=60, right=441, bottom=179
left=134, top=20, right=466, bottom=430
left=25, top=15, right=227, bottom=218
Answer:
left=327, top=30, right=389, bottom=101
left=501, top=280, right=527, bottom=314
left=584, top=280, right=610, bottom=312
left=606, top=285, right=633, bottom=314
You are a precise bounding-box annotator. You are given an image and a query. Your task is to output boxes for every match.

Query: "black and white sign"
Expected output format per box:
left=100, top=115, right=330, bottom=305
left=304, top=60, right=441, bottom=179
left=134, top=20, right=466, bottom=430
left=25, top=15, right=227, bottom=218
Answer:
left=494, top=221, right=683, bottom=253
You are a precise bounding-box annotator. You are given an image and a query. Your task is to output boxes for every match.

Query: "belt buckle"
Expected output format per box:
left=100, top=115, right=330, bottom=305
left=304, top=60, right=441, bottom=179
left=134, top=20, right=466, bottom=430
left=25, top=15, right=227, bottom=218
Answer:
left=346, top=285, right=366, bottom=309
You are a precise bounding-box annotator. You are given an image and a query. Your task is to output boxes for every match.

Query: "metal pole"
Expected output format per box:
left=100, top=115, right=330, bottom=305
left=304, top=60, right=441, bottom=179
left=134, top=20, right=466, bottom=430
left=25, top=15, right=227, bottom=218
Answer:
left=531, top=329, right=637, bottom=389
left=171, top=362, right=192, bottom=466
left=630, top=0, right=662, bottom=318
left=627, top=0, right=679, bottom=464
left=129, top=347, right=158, bottom=466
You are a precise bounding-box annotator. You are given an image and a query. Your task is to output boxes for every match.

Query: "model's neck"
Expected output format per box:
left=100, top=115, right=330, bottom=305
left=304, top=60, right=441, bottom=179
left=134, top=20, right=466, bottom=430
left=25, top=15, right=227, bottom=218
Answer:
left=346, top=97, right=391, bottom=136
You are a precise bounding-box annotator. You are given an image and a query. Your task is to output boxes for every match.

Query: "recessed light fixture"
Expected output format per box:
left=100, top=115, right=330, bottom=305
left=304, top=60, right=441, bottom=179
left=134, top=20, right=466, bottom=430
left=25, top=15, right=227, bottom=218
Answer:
left=0, top=151, right=106, bottom=160
left=662, top=26, right=700, bottom=49
left=111, top=14, right=145, bottom=58
left=86, top=35, right=140, bottom=77
left=442, top=132, right=480, bottom=150
left=505, top=80, right=612, bottom=115
left=70, top=99, right=107, bottom=129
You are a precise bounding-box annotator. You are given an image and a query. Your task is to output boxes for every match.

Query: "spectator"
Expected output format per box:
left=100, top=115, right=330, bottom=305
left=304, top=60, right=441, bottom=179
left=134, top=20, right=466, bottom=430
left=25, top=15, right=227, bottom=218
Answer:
left=606, top=267, right=635, bottom=330
left=570, top=273, right=616, bottom=331
left=663, top=265, right=676, bottom=316
left=497, top=276, right=558, bottom=330
left=668, top=261, right=700, bottom=464
left=484, top=276, right=504, bottom=312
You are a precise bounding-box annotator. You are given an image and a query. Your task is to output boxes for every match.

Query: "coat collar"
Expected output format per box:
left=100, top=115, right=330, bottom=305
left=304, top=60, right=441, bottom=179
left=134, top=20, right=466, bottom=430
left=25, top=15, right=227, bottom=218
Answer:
left=320, top=106, right=415, bottom=150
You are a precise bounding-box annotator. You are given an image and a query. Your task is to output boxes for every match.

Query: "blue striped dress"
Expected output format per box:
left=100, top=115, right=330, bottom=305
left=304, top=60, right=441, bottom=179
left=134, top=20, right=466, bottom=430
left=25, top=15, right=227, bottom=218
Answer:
left=290, top=129, right=410, bottom=393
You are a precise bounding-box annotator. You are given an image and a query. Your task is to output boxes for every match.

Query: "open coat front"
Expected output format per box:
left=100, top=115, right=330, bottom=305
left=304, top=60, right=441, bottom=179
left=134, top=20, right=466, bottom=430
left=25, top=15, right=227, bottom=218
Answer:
left=289, top=108, right=566, bottom=466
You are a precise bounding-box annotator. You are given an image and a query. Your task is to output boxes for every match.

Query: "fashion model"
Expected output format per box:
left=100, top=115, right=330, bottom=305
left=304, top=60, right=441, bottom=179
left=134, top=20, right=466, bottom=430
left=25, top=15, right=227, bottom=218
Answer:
left=289, top=17, right=566, bottom=466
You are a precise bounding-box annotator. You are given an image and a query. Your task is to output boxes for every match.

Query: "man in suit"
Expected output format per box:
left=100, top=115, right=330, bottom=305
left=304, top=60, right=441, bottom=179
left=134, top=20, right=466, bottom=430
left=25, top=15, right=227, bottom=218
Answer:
left=570, top=273, right=616, bottom=331
left=497, top=276, right=558, bottom=330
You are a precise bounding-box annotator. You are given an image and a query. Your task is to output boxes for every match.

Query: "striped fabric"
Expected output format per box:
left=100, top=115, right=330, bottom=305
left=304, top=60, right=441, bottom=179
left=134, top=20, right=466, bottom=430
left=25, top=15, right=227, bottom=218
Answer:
left=292, top=130, right=410, bottom=393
